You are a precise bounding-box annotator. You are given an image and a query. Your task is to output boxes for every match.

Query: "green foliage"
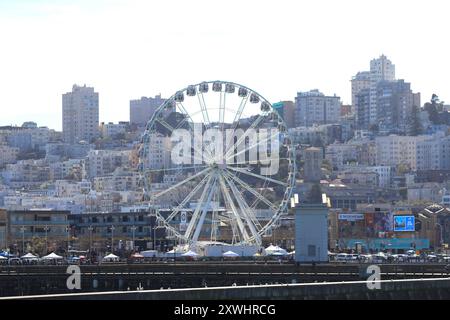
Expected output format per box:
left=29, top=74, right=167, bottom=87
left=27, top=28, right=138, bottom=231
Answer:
left=424, top=94, right=446, bottom=125
left=408, top=104, right=423, bottom=136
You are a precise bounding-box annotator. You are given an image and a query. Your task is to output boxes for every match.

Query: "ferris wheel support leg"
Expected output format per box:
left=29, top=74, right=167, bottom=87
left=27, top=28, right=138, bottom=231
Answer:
left=191, top=175, right=218, bottom=245
left=164, top=174, right=210, bottom=223
left=223, top=173, right=261, bottom=246
left=184, top=174, right=214, bottom=241
left=218, top=175, right=250, bottom=243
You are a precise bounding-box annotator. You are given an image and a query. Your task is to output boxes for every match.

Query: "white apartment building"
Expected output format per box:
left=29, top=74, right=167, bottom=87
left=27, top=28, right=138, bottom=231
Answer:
left=407, top=183, right=443, bottom=203
left=100, top=122, right=128, bottom=138
left=92, top=169, right=140, bottom=192
left=370, top=54, right=395, bottom=82
left=0, top=144, right=19, bottom=167
left=55, top=180, right=91, bottom=197
left=62, top=84, right=99, bottom=144
left=145, top=133, right=172, bottom=169
left=416, top=134, right=450, bottom=171
left=351, top=71, right=371, bottom=107
left=49, top=159, right=84, bottom=181
left=325, top=143, right=359, bottom=170
left=338, top=164, right=392, bottom=188
left=370, top=166, right=392, bottom=188
left=84, top=150, right=132, bottom=179
left=294, top=90, right=341, bottom=127
left=375, top=134, right=450, bottom=171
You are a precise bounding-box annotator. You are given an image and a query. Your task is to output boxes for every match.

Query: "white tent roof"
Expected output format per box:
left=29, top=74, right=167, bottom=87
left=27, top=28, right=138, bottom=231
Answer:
left=42, top=252, right=63, bottom=259
left=223, top=251, right=239, bottom=257
left=21, top=253, right=38, bottom=259
left=181, top=250, right=199, bottom=257
left=0, top=256, right=7, bottom=260
left=103, top=253, right=119, bottom=259
left=270, top=251, right=287, bottom=256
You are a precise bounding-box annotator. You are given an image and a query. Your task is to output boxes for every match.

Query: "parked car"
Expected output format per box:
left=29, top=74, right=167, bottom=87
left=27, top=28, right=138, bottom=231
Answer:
left=346, top=254, right=360, bottom=262
left=8, top=258, right=22, bottom=265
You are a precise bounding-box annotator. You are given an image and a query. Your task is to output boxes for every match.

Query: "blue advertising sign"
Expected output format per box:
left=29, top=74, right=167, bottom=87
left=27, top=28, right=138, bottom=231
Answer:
left=394, top=216, right=415, bottom=232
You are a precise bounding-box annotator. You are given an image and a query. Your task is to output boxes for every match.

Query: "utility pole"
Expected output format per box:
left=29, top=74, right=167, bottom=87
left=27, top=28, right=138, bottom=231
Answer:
left=110, top=225, right=115, bottom=253
left=131, top=226, right=137, bottom=251
left=88, top=226, right=93, bottom=257
left=44, top=225, right=49, bottom=254
left=20, top=226, right=25, bottom=254
left=66, top=225, right=70, bottom=257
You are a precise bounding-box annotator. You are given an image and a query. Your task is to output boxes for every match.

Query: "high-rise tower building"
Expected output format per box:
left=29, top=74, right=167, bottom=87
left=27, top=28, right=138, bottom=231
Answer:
left=130, top=95, right=166, bottom=127
left=62, top=85, right=99, bottom=144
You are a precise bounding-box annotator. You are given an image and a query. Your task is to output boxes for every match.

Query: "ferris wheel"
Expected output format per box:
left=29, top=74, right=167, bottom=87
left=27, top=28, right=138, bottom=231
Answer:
left=138, top=81, right=296, bottom=246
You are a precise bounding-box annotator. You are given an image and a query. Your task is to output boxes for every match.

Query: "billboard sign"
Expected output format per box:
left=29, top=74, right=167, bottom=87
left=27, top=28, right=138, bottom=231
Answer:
left=394, top=216, right=415, bottom=232
left=338, top=214, right=365, bottom=221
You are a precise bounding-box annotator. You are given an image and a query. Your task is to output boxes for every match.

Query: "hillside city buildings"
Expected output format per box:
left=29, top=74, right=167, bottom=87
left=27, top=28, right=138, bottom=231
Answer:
left=1, top=54, right=450, bottom=255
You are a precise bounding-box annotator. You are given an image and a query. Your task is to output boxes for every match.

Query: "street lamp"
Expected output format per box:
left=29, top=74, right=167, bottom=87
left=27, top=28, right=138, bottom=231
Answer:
left=110, top=226, right=115, bottom=253
left=436, top=223, right=444, bottom=250
left=131, top=226, right=137, bottom=251
left=44, top=225, right=49, bottom=254
left=88, top=226, right=93, bottom=257
left=20, top=226, right=25, bottom=254
left=66, top=225, right=70, bottom=257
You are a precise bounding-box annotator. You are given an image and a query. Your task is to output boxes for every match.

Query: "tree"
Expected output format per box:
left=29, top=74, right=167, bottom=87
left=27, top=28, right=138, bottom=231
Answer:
left=424, top=94, right=445, bottom=125
left=307, top=183, right=323, bottom=204
left=369, top=124, right=379, bottom=134
left=407, top=104, right=423, bottom=136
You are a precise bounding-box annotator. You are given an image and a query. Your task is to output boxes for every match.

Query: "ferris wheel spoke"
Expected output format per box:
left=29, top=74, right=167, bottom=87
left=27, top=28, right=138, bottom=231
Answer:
left=225, top=129, right=280, bottom=162
left=219, top=90, right=226, bottom=133
left=197, top=92, right=212, bottom=129
left=152, top=167, right=211, bottom=199
left=218, top=175, right=250, bottom=243
left=154, top=115, right=212, bottom=165
left=222, top=173, right=262, bottom=243
left=176, top=101, right=214, bottom=162
left=164, top=174, right=211, bottom=224
left=227, top=158, right=291, bottom=166
left=223, top=95, right=249, bottom=156
left=154, top=117, right=176, bottom=133
left=224, top=170, right=279, bottom=212
left=226, top=166, right=287, bottom=187
left=143, top=164, right=208, bottom=174
left=224, top=113, right=267, bottom=160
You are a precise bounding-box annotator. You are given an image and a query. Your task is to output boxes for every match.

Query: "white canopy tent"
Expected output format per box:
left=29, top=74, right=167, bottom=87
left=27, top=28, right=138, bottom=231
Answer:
left=181, top=250, right=199, bottom=257
left=0, top=256, right=7, bottom=260
left=264, top=244, right=288, bottom=256
left=42, top=252, right=63, bottom=260
left=223, top=251, right=239, bottom=258
left=21, top=253, right=38, bottom=259
left=103, top=253, right=119, bottom=262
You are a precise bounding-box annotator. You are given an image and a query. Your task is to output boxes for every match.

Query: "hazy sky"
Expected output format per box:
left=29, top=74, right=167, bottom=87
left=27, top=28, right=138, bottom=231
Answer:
left=1, top=0, right=449, bottom=131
